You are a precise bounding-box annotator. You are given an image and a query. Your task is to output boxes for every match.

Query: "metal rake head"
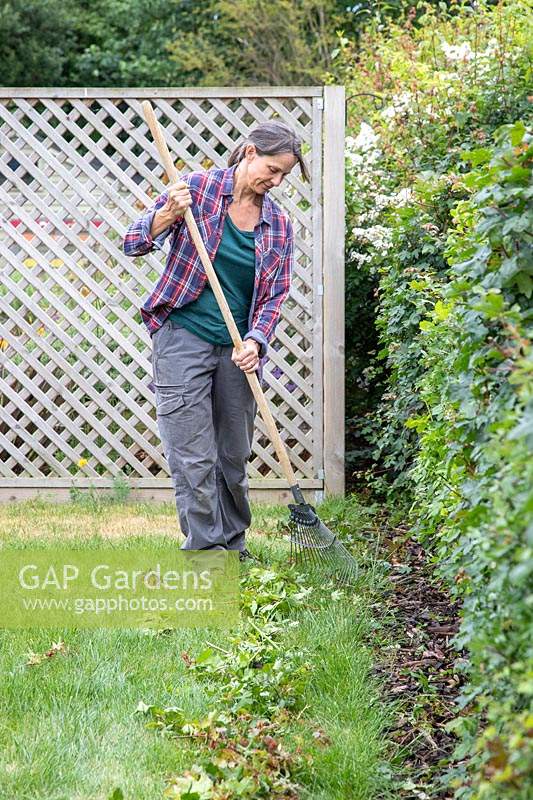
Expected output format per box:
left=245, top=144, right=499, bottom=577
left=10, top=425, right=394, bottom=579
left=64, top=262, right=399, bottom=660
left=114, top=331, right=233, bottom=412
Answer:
left=288, top=502, right=359, bottom=587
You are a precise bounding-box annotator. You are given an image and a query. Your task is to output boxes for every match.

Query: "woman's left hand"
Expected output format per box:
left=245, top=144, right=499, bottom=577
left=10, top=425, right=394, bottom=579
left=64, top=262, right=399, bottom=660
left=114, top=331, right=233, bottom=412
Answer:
left=232, top=339, right=260, bottom=373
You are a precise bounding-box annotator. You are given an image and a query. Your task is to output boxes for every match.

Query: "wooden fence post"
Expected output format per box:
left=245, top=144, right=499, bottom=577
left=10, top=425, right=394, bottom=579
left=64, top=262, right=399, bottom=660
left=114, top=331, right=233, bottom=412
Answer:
left=322, top=85, right=345, bottom=497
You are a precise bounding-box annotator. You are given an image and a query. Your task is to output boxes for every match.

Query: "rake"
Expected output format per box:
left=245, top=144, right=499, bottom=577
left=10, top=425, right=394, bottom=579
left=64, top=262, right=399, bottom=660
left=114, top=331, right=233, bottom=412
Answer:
left=142, top=101, right=359, bottom=587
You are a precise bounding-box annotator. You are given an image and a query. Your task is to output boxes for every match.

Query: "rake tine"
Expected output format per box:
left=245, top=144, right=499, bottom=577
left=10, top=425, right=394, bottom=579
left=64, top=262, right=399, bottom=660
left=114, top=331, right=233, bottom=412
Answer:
left=297, top=523, right=318, bottom=571
left=289, top=508, right=359, bottom=588
left=303, top=522, right=331, bottom=571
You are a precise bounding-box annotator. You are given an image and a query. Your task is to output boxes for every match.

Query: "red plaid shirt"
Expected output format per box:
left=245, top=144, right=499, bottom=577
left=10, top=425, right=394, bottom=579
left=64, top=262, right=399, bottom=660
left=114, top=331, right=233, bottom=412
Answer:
left=123, top=163, right=294, bottom=359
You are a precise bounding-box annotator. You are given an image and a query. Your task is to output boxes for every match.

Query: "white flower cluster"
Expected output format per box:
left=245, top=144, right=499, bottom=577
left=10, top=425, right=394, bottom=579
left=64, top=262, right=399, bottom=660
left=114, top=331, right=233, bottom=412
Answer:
left=482, top=37, right=500, bottom=58
left=346, top=122, right=414, bottom=266
left=441, top=40, right=475, bottom=62
left=395, top=187, right=413, bottom=206
left=351, top=224, right=393, bottom=253
left=353, top=121, right=380, bottom=151
left=345, top=122, right=381, bottom=167
left=440, top=37, right=506, bottom=79
left=381, top=91, right=412, bottom=120
left=356, top=186, right=413, bottom=225
left=350, top=251, right=372, bottom=266
left=476, top=37, right=513, bottom=78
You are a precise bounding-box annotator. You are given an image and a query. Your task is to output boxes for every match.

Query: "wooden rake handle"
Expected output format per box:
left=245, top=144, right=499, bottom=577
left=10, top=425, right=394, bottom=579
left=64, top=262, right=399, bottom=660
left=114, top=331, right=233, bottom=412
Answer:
left=142, top=101, right=299, bottom=491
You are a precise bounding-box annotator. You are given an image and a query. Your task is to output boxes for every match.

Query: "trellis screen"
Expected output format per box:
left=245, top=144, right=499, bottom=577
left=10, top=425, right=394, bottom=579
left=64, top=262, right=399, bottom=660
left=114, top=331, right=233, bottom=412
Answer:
left=0, top=87, right=344, bottom=503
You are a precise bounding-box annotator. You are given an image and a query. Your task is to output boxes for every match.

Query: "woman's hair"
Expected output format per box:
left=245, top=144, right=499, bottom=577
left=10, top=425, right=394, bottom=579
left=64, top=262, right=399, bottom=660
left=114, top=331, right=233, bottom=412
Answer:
left=228, top=121, right=310, bottom=183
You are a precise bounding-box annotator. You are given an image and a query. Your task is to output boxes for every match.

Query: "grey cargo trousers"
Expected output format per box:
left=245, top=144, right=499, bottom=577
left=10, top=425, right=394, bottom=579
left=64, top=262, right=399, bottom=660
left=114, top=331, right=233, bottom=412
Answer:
left=152, top=318, right=257, bottom=551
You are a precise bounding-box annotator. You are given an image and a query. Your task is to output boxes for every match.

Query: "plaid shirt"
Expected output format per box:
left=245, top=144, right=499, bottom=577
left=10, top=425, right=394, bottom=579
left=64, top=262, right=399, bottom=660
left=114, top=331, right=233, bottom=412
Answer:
left=123, top=163, right=294, bottom=359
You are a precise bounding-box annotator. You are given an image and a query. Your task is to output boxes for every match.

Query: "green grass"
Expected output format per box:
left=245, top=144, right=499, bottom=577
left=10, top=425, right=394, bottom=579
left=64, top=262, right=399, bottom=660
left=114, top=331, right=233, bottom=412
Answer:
left=0, top=496, right=391, bottom=800
left=292, top=601, right=389, bottom=799
left=0, top=628, right=215, bottom=799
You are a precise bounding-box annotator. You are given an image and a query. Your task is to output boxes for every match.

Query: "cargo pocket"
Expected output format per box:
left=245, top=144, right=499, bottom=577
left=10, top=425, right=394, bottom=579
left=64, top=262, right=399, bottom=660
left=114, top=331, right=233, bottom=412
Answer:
left=154, top=385, right=187, bottom=416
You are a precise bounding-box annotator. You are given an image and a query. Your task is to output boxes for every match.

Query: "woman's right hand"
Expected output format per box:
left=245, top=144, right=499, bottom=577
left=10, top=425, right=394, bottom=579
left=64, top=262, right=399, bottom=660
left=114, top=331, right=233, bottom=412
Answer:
left=163, top=181, right=192, bottom=221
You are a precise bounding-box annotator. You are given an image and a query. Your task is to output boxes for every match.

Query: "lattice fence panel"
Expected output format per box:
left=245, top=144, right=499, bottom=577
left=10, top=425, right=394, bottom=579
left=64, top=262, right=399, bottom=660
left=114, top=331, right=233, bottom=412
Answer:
left=0, top=88, right=325, bottom=498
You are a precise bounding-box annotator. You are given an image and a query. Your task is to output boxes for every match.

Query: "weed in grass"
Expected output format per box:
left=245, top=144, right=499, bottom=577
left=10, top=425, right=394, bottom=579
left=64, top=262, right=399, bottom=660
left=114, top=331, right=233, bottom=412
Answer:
left=69, top=472, right=132, bottom=509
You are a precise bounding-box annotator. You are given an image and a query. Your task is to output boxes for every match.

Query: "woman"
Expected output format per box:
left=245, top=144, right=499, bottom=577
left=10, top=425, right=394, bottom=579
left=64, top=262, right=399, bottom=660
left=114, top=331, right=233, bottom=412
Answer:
left=123, top=121, right=309, bottom=557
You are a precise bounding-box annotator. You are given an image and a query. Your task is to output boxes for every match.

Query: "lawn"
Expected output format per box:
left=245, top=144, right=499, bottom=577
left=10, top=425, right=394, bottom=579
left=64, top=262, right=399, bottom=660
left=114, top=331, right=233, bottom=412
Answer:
left=0, top=497, right=392, bottom=800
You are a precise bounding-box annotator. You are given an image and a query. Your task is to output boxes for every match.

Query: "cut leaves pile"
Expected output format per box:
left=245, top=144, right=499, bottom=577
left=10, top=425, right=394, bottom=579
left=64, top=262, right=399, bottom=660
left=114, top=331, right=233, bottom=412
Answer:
left=137, top=566, right=319, bottom=799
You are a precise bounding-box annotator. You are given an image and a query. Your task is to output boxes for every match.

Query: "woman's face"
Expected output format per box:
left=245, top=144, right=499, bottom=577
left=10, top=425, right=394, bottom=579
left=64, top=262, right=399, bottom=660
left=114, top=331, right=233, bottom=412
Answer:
left=243, top=145, right=299, bottom=194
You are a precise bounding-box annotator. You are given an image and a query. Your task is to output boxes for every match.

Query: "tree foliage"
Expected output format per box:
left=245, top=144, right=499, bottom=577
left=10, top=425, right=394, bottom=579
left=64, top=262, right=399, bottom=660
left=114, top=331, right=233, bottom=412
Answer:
left=0, top=0, right=77, bottom=85
left=0, top=0, right=374, bottom=87
left=166, top=0, right=342, bottom=86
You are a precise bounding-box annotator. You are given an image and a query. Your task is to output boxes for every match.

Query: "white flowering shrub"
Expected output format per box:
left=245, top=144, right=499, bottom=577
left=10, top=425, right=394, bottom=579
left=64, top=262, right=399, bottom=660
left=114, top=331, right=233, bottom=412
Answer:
left=329, top=0, right=531, bottom=471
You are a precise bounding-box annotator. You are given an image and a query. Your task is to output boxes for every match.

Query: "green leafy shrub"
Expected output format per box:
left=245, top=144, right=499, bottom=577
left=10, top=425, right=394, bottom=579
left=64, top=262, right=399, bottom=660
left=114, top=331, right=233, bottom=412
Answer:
left=331, top=1, right=532, bottom=796
left=357, top=114, right=532, bottom=800
left=406, top=121, right=532, bottom=798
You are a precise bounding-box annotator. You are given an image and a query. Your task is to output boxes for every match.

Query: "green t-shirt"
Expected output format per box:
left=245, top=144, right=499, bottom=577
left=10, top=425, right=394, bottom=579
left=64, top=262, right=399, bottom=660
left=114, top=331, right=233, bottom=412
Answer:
left=168, top=213, right=256, bottom=345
